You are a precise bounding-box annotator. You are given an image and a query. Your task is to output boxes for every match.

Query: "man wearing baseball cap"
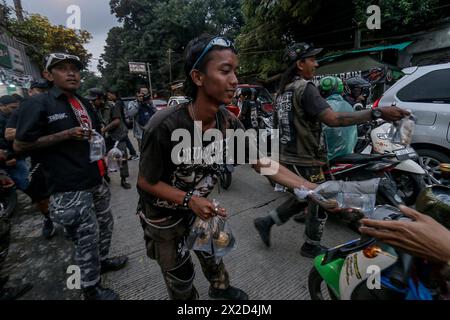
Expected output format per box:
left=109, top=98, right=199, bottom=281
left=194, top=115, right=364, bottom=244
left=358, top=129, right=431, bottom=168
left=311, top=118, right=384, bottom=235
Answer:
left=28, top=79, right=50, bottom=96
left=13, top=52, right=128, bottom=299
left=254, top=42, right=409, bottom=258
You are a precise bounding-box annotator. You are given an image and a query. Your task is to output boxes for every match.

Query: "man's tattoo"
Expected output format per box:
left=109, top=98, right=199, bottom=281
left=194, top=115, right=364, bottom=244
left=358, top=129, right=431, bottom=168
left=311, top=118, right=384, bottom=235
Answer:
left=334, top=109, right=371, bottom=126
left=14, top=130, right=68, bottom=153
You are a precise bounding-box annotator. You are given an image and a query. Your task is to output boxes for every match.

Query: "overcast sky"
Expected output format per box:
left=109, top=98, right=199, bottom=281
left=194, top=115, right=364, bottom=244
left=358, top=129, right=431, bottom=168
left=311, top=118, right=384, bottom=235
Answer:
left=6, top=0, right=120, bottom=74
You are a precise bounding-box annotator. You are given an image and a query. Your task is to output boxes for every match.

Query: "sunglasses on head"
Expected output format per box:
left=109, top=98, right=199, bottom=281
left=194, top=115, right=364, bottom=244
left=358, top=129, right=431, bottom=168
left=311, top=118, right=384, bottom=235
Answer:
left=294, top=43, right=313, bottom=54
left=45, top=53, right=81, bottom=71
left=191, top=37, right=236, bottom=72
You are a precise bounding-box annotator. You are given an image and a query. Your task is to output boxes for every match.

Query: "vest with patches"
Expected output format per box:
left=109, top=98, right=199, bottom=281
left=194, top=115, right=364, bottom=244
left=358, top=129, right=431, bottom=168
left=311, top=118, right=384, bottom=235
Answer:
left=274, top=77, right=326, bottom=166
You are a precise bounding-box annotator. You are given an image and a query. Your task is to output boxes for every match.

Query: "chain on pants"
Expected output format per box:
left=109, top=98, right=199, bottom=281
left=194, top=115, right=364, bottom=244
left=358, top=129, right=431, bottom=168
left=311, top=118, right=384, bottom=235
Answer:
left=140, top=211, right=230, bottom=300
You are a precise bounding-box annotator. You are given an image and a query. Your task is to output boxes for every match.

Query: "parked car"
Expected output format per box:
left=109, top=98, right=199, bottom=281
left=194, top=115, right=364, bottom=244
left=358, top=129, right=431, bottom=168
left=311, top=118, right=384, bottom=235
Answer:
left=168, top=96, right=190, bottom=107
left=376, top=62, right=450, bottom=181
left=152, top=98, right=168, bottom=111
left=228, top=84, right=274, bottom=117
left=121, top=96, right=135, bottom=109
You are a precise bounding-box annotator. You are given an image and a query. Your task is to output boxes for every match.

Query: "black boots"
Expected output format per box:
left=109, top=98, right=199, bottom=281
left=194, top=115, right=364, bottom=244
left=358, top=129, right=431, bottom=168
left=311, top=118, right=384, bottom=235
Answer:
left=82, top=282, right=119, bottom=300
left=121, top=178, right=131, bottom=189
left=42, top=216, right=55, bottom=239
left=254, top=216, right=275, bottom=247
left=300, top=243, right=328, bottom=258
left=101, top=256, right=129, bottom=274
left=209, top=286, right=249, bottom=300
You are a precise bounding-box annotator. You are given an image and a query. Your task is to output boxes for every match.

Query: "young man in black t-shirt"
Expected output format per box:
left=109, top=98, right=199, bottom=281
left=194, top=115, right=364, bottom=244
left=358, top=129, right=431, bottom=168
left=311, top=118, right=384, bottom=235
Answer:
left=14, top=53, right=128, bottom=300
left=137, top=35, right=320, bottom=300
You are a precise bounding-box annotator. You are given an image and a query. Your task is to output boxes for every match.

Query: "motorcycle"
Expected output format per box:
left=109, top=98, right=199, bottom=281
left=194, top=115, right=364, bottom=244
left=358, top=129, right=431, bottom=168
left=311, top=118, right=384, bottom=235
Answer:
left=308, top=205, right=444, bottom=300
left=355, top=119, right=429, bottom=205
left=322, top=153, right=404, bottom=231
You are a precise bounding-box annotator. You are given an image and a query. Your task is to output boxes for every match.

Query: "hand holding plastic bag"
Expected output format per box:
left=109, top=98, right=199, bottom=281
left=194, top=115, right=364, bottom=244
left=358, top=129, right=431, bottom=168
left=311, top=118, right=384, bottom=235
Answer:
left=186, top=214, right=236, bottom=260
left=294, top=178, right=380, bottom=215
left=89, top=130, right=106, bottom=162
left=107, top=141, right=123, bottom=172
left=389, top=112, right=416, bottom=146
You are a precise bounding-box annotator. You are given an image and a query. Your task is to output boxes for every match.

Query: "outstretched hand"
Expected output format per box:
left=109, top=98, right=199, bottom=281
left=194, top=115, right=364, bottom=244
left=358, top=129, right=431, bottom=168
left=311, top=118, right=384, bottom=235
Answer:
left=379, top=106, right=410, bottom=122
left=359, top=205, right=450, bottom=263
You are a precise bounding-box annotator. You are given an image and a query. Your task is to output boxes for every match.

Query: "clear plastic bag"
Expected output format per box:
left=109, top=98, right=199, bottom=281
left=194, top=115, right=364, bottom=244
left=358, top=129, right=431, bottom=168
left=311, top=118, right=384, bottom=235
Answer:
left=186, top=209, right=236, bottom=261
left=294, top=178, right=380, bottom=215
left=107, top=141, right=123, bottom=172
left=89, top=130, right=106, bottom=162
left=389, top=113, right=416, bottom=146
left=274, top=183, right=287, bottom=192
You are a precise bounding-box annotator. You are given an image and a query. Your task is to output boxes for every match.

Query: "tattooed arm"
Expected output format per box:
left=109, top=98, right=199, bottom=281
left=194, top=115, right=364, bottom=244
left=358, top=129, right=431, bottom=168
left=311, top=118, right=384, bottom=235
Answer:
left=13, top=127, right=87, bottom=153
left=318, top=106, right=410, bottom=127
left=101, top=118, right=120, bottom=134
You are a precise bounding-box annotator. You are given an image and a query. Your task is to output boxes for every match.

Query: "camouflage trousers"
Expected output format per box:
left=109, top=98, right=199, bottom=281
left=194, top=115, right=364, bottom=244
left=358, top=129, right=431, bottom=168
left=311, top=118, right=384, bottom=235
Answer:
left=49, top=180, right=113, bottom=288
left=0, top=217, right=10, bottom=289
left=139, top=206, right=230, bottom=300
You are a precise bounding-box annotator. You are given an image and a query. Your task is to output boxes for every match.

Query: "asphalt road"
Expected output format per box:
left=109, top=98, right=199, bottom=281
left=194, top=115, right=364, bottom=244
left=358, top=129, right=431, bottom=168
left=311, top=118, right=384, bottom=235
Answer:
left=5, top=153, right=358, bottom=300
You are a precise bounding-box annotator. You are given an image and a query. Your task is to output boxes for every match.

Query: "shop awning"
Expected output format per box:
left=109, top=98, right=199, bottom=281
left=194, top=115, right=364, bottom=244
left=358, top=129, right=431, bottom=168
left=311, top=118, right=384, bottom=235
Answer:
left=316, top=56, right=388, bottom=75
left=319, top=41, right=413, bottom=63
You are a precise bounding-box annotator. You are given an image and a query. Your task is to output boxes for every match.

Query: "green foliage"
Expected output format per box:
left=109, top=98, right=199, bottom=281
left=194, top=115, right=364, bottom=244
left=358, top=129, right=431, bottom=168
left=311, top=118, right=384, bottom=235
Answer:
left=7, top=14, right=92, bottom=67
left=79, top=71, right=102, bottom=97
left=354, top=0, right=440, bottom=32
left=238, top=0, right=446, bottom=81
left=237, top=0, right=329, bottom=80
left=101, top=0, right=244, bottom=96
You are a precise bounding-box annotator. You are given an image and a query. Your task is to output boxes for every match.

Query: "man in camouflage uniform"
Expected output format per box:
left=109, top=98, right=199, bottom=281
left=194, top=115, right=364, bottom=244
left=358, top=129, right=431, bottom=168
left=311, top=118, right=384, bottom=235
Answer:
left=14, top=53, right=128, bottom=300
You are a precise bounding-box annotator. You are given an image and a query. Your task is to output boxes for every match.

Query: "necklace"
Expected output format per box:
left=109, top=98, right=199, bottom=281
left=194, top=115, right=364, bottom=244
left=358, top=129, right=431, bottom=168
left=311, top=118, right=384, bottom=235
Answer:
left=190, top=103, right=203, bottom=150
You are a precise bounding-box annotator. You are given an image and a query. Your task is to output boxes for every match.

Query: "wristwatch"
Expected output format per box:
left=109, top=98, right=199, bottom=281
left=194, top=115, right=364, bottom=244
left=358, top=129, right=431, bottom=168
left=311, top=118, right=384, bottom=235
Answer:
left=371, top=108, right=383, bottom=120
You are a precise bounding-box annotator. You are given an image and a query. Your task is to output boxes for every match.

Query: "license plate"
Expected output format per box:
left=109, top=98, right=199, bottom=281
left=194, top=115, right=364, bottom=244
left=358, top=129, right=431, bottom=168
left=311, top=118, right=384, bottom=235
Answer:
left=394, top=147, right=417, bottom=160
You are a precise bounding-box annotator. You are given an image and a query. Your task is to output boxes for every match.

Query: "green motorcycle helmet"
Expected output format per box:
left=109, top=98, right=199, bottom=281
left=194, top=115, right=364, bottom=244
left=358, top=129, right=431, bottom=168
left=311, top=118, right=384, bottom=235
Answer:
left=416, top=185, right=450, bottom=229
left=319, top=76, right=344, bottom=97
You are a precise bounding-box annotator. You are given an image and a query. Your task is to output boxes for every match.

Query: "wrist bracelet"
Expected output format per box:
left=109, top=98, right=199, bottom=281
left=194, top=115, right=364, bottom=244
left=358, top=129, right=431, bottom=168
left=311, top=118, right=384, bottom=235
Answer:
left=183, top=190, right=194, bottom=208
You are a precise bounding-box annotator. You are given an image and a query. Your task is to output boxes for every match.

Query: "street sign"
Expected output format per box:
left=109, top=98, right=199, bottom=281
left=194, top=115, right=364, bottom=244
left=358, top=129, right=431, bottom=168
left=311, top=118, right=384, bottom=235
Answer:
left=171, top=82, right=184, bottom=90
left=0, top=43, right=13, bottom=69
left=129, top=62, right=147, bottom=74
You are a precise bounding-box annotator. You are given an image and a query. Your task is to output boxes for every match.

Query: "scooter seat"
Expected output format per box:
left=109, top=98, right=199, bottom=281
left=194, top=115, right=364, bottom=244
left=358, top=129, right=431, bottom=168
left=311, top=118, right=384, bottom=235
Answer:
left=330, top=153, right=389, bottom=165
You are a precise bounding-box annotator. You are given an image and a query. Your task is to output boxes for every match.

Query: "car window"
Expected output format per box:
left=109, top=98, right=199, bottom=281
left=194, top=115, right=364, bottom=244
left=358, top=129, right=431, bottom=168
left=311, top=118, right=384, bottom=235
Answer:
left=256, top=87, right=273, bottom=104
left=397, top=68, right=450, bottom=103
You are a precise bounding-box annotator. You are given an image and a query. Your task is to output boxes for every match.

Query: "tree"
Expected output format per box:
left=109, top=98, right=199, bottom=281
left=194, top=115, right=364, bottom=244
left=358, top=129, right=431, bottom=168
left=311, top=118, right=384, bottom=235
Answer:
left=237, top=0, right=351, bottom=80
left=79, top=71, right=102, bottom=97
left=101, top=0, right=243, bottom=96
left=7, top=14, right=92, bottom=67
left=354, top=0, right=442, bottom=35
